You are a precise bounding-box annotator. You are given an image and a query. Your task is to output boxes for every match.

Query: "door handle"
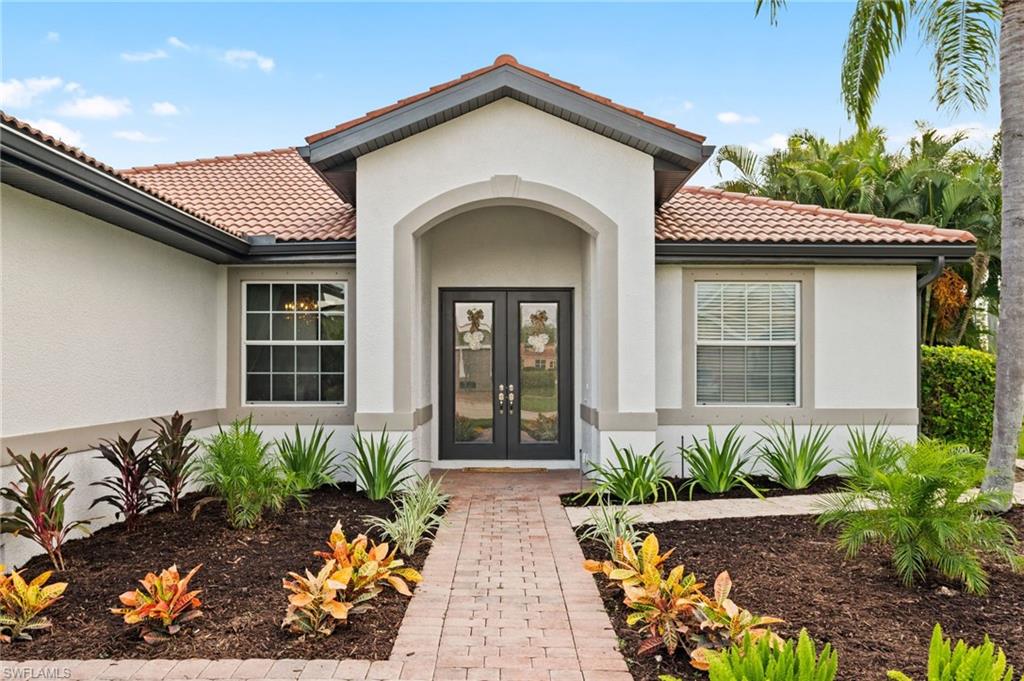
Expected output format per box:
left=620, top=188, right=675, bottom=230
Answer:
left=497, top=384, right=505, bottom=415
left=508, top=383, right=516, bottom=409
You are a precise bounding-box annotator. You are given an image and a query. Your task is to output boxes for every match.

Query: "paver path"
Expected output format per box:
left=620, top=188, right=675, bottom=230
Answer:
left=2, top=471, right=628, bottom=681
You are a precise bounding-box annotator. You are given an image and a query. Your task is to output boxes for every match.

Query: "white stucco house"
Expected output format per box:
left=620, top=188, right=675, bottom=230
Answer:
left=1, top=55, right=975, bottom=563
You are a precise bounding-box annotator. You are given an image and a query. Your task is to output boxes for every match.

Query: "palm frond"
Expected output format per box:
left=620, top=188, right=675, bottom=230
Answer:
left=754, top=0, right=787, bottom=25
left=841, top=0, right=910, bottom=130
left=920, top=0, right=1000, bottom=114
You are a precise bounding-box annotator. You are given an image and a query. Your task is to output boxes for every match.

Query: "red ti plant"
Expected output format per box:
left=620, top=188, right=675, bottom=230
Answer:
left=112, top=564, right=203, bottom=644
left=90, top=430, right=158, bottom=531
left=150, top=412, right=200, bottom=513
left=0, top=448, right=90, bottom=571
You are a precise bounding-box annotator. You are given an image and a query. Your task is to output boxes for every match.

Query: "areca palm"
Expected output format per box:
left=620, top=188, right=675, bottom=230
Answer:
left=754, top=0, right=1021, bottom=510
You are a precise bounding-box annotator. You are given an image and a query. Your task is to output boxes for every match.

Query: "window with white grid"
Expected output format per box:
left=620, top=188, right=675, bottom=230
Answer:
left=695, top=281, right=799, bottom=405
left=243, top=282, right=346, bottom=404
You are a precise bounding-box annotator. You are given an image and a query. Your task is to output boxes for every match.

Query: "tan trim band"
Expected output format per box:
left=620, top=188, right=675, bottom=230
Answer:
left=414, top=404, right=433, bottom=427
left=354, top=412, right=415, bottom=431
left=655, top=407, right=919, bottom=427
left=1, top=409, right=221, bottom=465
left=578, top=405, right=658, bottom=431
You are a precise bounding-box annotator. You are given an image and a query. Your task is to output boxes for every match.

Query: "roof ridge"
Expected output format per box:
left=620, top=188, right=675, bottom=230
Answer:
left=679, top=185, right=975, bottom=243
left=121, top=147, right=299, bottom=174
left=305, top=54, right=706, bottom=145
left=1, top=110, right=233, bottom=233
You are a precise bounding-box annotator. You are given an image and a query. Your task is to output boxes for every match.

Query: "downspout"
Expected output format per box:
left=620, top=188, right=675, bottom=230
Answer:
left=916, top=256, right=945, bottom=437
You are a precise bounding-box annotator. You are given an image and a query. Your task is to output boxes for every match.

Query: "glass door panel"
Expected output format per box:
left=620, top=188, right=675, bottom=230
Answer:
left=454, top=302, right=495, bottom=443
left=518, top=302, right=559, bottom=443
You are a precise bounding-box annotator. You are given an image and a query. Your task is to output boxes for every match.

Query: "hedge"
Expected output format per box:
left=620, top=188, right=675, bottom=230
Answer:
left=920, top=345, right=996, bottom=451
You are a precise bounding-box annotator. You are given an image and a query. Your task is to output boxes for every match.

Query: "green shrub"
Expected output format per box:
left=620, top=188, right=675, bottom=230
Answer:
left=275, top=422, right=339, bottom=494
left=364, top=475, right=450, bottom=556
left=887, top=623, right=1021, bottom=681
left=680, top=426, right=762, bottom=499
left=578, top=503, right=641, bottom=557
left=921, top=346, right=996, bottom=451
left=578, top=441, right=676, bottom=504
left=818, top=439, right=1023, bottom=594
left=707, top=629, right=838, bottom=681
left=197, top=417, right=289, bottom=528
left=756, top=421, right=836, bottom=490
left=345, top=426, right=417, bottom=501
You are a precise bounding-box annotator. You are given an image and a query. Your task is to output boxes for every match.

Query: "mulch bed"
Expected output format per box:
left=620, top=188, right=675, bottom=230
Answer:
left=9, top=484, right=429, bottom=660
left=560, top=475, right=844, bottom=507
left=580, top=509, right=1024, bottom=680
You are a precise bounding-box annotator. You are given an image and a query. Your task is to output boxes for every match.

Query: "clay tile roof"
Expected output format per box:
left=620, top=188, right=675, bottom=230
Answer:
left=122, top=148, right=355, bottom=241
left=1, top=110, right=227, bottom=232
left=655, top=186, right=976, bottom=245
left=306, top=54, right=706, bottom=146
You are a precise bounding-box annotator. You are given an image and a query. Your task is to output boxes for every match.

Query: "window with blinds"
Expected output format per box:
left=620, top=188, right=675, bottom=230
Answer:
left=695, top=281, right=799, bottom=405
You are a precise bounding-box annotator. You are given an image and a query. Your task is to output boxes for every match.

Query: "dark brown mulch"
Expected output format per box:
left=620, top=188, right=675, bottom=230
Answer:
left=9, top=484, right=429, bottom=660
left=559, top=475, right=844, bottom=507
left=580, top=509, right=1024, bottom=681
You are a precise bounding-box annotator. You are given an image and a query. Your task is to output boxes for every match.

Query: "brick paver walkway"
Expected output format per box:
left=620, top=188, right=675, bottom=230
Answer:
left=2, top=471, right=627, bottom=681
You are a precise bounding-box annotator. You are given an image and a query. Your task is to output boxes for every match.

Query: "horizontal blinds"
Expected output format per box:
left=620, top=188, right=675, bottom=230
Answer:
left=695, top=282, right=798, bottom=405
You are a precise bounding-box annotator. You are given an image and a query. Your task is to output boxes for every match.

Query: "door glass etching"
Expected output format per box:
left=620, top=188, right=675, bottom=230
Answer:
left=518, top=302, right=559, bottom=443
left=454, top=302, right=494, bottom=443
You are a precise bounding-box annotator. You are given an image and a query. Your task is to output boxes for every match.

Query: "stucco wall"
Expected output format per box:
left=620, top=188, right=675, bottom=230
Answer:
left=1, top=185, right=225, bottom=437
left=356, top=98, right=656, bottom=428
left=653, top=263, right=919, bottom=474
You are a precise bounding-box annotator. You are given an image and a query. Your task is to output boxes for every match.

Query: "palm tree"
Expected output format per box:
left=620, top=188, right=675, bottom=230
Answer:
left=754, top=0, right=1021, bottom=509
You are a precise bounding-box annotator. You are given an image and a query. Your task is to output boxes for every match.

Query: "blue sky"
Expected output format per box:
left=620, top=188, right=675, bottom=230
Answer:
left=1, top=2, right=1001, bottom=186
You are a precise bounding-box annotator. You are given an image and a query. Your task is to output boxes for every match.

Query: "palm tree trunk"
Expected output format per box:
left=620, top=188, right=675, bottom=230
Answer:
left=953, top=253, right=990, bottom=346
left=982, top=0, right=1024, bottom=509
left=922, top=283, right=933, bottom=343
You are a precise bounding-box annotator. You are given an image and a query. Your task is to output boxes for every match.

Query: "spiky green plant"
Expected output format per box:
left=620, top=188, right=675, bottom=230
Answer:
left=579, top=503, right=641, bottom=558
left=707, top=629, right=838, bottom=681
left=843, top=423, right=901, bottom=484
left=887, top=623, right=1021, bottom=681
left=818, top=439, right=1023, bottom=594
left=756, top=421, right=836, bottom=490
left=680, top=426, right=762, bottom=499
left=196, top=417, right=288, bottom=528
left=276, top=422, right=340, bottom=494
left=364, top=475, right=450, bottom=556
left=578, top=441, right=676, bottom=505
left=345, top=426, right=417, bottom=501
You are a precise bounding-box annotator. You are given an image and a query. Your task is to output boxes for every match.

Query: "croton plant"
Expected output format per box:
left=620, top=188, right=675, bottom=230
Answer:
left=112, top=564, right=203, bottom=644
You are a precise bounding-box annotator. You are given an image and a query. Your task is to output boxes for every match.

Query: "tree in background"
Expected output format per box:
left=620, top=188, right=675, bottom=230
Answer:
left=715, top=126, right=1000, bottom=346
left=752, top=0, right=1020, bottom=508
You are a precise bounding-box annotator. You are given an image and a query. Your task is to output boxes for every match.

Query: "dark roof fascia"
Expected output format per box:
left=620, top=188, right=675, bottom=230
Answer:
left=245, top=240, right=356, bottom=263
left=654, top=241, right=976, bottom=264
left=300, top=65, right=709, bottom=206
left=2, top=127, right=250, bottom=264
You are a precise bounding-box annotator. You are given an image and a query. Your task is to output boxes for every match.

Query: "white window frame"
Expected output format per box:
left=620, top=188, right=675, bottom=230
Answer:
left=693, top=281, right=801, bottom=407
left=241, top=280, right=348, bottom=407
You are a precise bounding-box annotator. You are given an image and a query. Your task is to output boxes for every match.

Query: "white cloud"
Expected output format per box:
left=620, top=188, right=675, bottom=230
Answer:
left=747, top=132, right=789, bottom=154
left=64, top=82, right=82, bottom=93
left=888, top=122, right=1000, bottom=153
left=717, top=111, right=761, bottom=125
left=150, top=101, right=179, bottom=116
left=57, top=95, right=132, bottom=119
left=167, top=36, right=191, bottom=50
left=223, top=49, right=274, bottom=73
left=121, top=49, right=168, bottom=63
left=0, top=76, right=63, bottom=107
left=25, top=118, right=83, bottom=147
left=46, top=32, right=60, bottom=43
left=113, top=130, right=164, bottom=143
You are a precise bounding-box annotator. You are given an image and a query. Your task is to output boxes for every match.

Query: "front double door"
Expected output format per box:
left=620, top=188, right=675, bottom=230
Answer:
left=440, top=289, right=573, bottom=460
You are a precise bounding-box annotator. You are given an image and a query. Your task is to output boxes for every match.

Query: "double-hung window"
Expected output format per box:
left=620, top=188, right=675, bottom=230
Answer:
left=695, top=281, right=799, bottom=405
left=243, top=282, right=346, bottom=404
